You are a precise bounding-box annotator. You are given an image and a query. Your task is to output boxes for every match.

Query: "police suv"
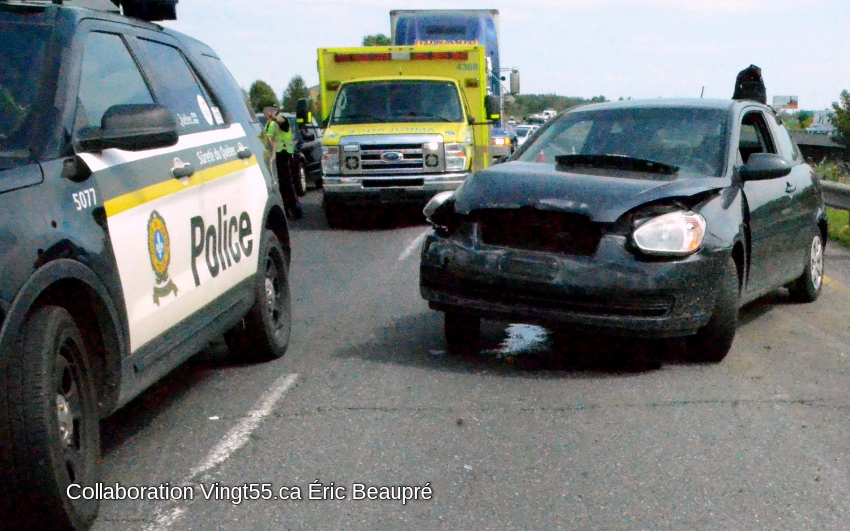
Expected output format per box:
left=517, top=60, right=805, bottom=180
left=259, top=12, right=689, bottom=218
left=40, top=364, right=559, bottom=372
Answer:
left=0, top=1, right=292, bottom=528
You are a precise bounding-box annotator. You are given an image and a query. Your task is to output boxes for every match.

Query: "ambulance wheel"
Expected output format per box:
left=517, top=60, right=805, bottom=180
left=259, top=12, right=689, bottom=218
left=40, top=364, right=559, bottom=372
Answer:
left=7, top=306, right=101, bottom=530
left=225, top=230, right=292, bottom=361
left=324, top=199, right=346, bottom=228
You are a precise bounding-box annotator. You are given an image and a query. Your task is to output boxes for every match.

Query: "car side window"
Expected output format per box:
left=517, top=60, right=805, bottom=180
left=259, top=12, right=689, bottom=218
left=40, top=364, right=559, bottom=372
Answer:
left=75, top=32, right=154, bottom=132
left=772, top=118, right=801, bottom=164
left=135, top=38, right=224, bottom=134
left=739, top=111, right=777, bottom=164
left=199, top=53, right=257, bottom=126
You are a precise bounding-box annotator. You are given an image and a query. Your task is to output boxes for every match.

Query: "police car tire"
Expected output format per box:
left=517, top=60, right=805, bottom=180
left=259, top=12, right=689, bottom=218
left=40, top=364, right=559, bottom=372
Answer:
left=7, top=306, right=101, bottom=530
left=224, top=229, right=291, bottom=361
left=294, top=164, right=307, bottom=197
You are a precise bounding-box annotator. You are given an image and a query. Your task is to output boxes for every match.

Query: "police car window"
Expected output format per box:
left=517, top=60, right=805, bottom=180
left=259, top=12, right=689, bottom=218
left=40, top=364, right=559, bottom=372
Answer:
left=76, top=32, right=153, bottom=132
left=199, top=54, right=255, bottom=125
left=135, top=39, right=223, bottom=134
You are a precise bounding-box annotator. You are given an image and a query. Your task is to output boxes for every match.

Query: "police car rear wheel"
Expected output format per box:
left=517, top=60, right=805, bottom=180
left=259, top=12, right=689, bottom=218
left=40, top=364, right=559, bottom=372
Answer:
left=8, top=306, right=100, bottom=529
left=224, top=229, right=291, bottom=361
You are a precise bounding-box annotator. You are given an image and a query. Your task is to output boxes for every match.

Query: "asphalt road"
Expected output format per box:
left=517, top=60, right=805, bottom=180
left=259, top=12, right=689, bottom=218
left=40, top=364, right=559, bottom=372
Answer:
left=91, top=190, right=850, bottom=530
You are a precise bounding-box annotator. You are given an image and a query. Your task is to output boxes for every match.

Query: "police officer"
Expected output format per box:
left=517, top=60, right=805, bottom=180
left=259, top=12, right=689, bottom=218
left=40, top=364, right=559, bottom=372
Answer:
left=263, top=106, right=303, bottom=219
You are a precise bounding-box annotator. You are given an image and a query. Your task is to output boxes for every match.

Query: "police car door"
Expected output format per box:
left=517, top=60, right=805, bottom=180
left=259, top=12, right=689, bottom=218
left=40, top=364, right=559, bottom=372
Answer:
left=72, top=25, right=212, bottom=366
left=129, top=33, right=269, bottom=351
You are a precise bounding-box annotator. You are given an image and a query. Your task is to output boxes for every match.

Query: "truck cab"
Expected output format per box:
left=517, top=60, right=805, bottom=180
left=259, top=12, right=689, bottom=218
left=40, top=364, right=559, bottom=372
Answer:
left=316, top=45, right=497, bottom=226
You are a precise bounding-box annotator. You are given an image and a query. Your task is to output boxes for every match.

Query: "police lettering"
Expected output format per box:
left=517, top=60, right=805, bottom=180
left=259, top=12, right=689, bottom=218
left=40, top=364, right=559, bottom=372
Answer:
left=190, top=206, right=253, bottom=286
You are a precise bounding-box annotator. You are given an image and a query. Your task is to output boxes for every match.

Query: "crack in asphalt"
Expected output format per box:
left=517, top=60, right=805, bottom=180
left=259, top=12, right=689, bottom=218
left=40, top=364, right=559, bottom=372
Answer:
left=270, top=398, right=850, bottom=418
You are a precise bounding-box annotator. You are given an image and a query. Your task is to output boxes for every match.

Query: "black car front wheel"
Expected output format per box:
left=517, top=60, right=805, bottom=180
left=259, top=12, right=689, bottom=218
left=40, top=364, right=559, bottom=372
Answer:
left=444, top=311, right=481, bottom=353
left=7, top=306, right=101, bottom=530
left=225, top=229, right=292, bottom=361
left=685, top=257, right=739, bottom=363
left=787, top=231, right=824, bottom=303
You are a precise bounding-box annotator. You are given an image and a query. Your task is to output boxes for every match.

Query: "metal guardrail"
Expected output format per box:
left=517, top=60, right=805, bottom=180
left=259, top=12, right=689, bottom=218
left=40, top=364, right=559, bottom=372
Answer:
left=821, top=179, right=850, bottom=211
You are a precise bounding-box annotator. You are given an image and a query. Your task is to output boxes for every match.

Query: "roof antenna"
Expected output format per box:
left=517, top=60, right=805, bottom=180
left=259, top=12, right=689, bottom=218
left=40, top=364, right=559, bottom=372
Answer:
left=700, top=86, right=704, bottom=98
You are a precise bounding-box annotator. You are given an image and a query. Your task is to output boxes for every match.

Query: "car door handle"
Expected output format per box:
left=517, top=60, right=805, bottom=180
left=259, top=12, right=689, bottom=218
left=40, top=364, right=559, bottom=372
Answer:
left=237, top=143, right=252, bottom=160
left=785, top=182, right=796, bottom=194
left=171, top=158, right=195, bottom=179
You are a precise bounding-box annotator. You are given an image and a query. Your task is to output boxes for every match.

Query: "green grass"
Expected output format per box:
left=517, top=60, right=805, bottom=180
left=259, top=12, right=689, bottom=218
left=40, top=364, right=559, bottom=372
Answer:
left=827, top=207, right=850, bottom=247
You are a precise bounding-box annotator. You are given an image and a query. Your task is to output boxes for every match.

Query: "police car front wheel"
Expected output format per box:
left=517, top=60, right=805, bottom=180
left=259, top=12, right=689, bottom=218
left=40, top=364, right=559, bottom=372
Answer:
left=224, top=229, right=292, bottom=361
left=7, top=305, right=101, bottom=529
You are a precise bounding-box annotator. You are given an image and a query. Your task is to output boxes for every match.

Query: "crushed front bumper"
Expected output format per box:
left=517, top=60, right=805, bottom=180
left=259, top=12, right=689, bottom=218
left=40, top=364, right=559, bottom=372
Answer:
left=419, top=230, right=729, bottom=338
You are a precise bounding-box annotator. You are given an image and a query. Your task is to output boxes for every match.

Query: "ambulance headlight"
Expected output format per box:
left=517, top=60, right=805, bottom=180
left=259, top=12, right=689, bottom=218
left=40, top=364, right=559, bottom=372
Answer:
left=444, top=143, right=466, bottom=172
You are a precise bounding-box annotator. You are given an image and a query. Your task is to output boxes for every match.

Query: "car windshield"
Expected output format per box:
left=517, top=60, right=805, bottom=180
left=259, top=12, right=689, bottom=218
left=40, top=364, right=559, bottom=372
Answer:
left=0, top=21, right=52, bottom=169
left=516, top=127, right=534, bottom=138
left=331, top=80, right=464, bottom=125
left=519, top=106, right=729, bottom=177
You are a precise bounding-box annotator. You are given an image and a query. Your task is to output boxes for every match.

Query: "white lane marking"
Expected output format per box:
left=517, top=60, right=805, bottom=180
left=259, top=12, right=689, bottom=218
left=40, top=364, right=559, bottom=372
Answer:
left=143, top=372, right=298, bottom=531
left=188, top=372, right=299, bottom=480
left=398, top=229, right=430, bottom=261
left=146, top=507, right=187, bottom=530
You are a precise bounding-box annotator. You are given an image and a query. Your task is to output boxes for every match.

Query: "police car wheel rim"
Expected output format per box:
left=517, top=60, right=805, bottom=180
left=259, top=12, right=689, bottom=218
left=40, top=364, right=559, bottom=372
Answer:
left=300, top=166, right=307, bottom=191
left=54, top=338, right=85, bottom=478
left=263, top=255, right=283, bottom=333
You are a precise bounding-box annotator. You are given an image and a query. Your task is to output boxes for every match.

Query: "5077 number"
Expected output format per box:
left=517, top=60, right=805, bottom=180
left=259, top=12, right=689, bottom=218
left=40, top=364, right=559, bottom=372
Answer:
left=72, top=188, right=97, bottom=210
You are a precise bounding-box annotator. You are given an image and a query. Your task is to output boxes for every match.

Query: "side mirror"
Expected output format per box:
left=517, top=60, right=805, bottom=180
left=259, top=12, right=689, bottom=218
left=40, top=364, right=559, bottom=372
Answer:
left=484, top=95, right=501, bottom=122
left=737, top=153, right=792, bottom=180
left=509, top=68, right=520, bottom=95
left=76, top=104, right=178, bottom=152
left=296, top=98, right=312, bottom=124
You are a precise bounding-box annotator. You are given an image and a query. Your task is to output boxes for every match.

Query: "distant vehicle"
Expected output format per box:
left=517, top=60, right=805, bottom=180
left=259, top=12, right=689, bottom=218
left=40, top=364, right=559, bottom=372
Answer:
left=515, top=124, right=539, bottom=146
left=421, top=98, right=826, bottom=364
left=490, top=123, right=518, bottom=163
left=391, top=9, right=502, bottom=97
left=258, top=111, right=324, bottom=194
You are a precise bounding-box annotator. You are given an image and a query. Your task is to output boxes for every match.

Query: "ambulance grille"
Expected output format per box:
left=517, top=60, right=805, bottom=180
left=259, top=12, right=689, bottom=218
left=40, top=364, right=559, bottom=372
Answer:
left=360, top=143, right=426, bottom=174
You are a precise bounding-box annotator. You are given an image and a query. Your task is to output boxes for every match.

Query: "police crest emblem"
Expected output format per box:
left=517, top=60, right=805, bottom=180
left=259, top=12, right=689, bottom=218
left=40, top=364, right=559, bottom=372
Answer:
left=148, top=210, right=178, bottom=305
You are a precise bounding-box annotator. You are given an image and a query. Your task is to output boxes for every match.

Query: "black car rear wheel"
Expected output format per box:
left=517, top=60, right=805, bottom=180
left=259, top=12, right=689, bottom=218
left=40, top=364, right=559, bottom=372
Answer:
left=445, top=311, right=481, bottom=353
left=8, top=306, right=101, bottom=530
left=685, top=257, right=739, bottom=363
left=787, top=231, right=824, bottom=303
left=224, top=229, right=292, bottom=361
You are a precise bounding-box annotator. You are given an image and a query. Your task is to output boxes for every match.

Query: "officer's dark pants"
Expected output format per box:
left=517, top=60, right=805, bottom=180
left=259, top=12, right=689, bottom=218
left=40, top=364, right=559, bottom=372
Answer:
left=275, top=150, right=301, bottom=217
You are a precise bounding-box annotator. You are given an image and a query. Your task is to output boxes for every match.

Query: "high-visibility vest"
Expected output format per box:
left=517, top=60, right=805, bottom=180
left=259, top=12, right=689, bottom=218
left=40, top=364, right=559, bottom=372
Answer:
left=265, top=119, right=295, bottom=154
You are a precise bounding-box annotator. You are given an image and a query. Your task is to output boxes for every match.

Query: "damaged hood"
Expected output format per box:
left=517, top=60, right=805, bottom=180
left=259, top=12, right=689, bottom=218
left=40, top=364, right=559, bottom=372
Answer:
left=453, top=162, right=729, bottom=223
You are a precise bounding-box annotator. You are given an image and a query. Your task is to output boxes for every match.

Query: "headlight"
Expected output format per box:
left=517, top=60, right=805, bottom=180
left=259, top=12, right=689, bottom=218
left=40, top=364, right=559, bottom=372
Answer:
left=444, top=143, right=467, bottom=172
left=632, top=211, right=706, bottom=256
left=493, top=137, right=506, bottom=146
left=322, top=146, right=340, bottom=174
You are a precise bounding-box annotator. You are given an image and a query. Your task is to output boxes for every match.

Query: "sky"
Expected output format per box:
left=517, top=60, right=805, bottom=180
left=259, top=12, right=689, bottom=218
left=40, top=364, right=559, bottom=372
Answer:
left=162, top=0, right=850, bottom=112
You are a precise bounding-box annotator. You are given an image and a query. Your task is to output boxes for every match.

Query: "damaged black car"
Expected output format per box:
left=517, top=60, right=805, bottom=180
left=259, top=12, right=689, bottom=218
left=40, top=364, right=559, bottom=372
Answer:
left=419, top=98, right=827, bottom=362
